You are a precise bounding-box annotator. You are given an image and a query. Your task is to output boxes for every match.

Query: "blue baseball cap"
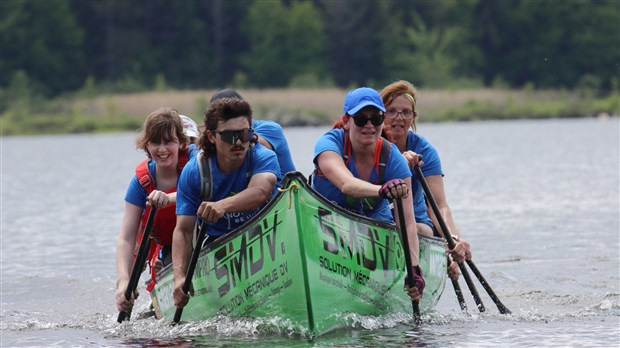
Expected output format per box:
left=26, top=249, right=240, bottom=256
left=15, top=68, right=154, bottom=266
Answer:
left=343, top=87, right=386, bottom=115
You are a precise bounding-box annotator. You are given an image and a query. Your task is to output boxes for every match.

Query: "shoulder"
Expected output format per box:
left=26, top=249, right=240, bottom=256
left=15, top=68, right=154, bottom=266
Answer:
left=134, top=158, right=150, bottom=173
left=315, top=129, right=344, bottom=155
left=320, top=128, right=344, bottom=142
left=408, top=131, right=438, bottom=155
left=253, top=143, right=277, bottom=159
left=187, top=143, right=200, bottom=158
left=253, top=119, right=283, bottom=132
left=253, top=120, right=285, bottom=141
left=251, top=143, right=280, bottom=174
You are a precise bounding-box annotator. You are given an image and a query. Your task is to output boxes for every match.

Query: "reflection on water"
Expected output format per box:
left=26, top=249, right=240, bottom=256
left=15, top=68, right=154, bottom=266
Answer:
left=1, top=118, right=618, bottom=346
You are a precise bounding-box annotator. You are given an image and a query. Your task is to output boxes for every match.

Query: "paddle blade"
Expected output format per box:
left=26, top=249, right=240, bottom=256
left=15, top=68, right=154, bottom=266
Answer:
left=117, top=311, right=128, bottom=323
left=412, top=301, right=421, bottom=326
left=172, top=307, right=184, bottom=325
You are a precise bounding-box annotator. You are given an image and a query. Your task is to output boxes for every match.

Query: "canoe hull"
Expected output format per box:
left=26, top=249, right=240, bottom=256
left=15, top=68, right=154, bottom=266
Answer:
left=151, top=172, right=446, bottom=336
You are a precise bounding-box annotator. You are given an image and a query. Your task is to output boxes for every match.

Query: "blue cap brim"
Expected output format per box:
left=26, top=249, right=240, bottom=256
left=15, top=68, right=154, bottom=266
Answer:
left=347, top=101, right=386, bottom=115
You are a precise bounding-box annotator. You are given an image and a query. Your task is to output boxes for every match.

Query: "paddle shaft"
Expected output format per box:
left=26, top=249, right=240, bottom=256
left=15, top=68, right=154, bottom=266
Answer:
left=415, top=165, right=486, bottom=311
left=395, top=198, right=421, bottom=326
left=414, top=165, right=511, bottom=314
left=117, top=207, right=158, bottom=323
left=450, top=274, right=468, bottom=311
left=172, top=220, right=209, bottom=325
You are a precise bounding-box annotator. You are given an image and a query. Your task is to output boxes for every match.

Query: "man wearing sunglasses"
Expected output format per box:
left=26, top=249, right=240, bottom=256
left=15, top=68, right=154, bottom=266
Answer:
left=209, top=89, right=297, bottom=177
left=311, top=87, right=426, bottom=305
left=172, top=97, right=281, bottom=310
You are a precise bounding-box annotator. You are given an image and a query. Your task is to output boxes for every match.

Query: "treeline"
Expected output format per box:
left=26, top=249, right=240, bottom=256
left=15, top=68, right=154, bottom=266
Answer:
left=1, top=0, right=619, bottom=101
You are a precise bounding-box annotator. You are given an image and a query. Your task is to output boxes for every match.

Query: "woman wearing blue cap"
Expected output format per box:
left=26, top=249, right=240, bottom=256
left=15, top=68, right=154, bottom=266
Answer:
left=312, top=87, right=425, bottom=304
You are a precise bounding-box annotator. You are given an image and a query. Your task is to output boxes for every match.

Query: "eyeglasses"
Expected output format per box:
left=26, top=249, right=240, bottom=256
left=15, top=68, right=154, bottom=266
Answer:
left=214, top=128, right=253, bottom=144
left=385, top=109, right=415, bottom=119
left=351, top=113, right=385, bottom=127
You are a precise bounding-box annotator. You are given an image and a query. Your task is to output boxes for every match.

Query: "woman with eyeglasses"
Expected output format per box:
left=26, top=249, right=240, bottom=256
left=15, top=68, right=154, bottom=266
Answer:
left=115, top=107, right=200, bottom=315
left=312, top=87, right=425, bottom=304
left=381, top=80, right=472, bottom=282
left=172, top=97, right=280, bottom=310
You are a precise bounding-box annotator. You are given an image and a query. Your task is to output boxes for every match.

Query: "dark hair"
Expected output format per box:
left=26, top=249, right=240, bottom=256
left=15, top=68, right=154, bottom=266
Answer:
left=210, top=88, right=244, bottom=102
left=136, top=107, right=187, bottom=158
left=200, top=98, right=255, bottom=154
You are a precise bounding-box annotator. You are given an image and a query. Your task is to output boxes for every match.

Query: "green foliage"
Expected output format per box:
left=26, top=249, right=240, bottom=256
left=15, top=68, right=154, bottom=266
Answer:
left=240, top=0, right=328, bottom=87
left=1, top=0, right=618, bottom=122
left=1, top=0, right=85, bottom=96
left=240, top=0, right=289, bottom=86
left=472, top=0, right=620, bottom=90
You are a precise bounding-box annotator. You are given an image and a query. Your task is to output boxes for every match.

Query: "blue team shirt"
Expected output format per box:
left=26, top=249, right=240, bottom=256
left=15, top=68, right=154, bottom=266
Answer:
left=124, top=144, right=200, bottom=208
left=312, top=129, right=411, bottom=222
left=176, top=143, right=281, bottom=237
left=405, top=131, right=443, bottom=227
left=253, top=120, right=296, bottom=176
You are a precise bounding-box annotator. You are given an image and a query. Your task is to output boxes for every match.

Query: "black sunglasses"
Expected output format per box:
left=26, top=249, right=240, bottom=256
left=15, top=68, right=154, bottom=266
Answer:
left=351, top=113, right=385, bottom=127
left=214, top=128, right=253, bottom=144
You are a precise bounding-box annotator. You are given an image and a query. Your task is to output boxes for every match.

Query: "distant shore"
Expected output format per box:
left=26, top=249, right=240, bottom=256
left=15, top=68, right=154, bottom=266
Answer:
left=1, top=88, right=618, bottom=135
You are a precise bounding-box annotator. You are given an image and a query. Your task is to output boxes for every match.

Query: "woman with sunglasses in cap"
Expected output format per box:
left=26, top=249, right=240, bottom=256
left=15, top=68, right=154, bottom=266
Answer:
left=381, top=80, right=471, bottom=282
left=312, top=87, right=425, bottom=304
left=172, top=97, right=280, bottom=310
left=115, top=107, right=200, bottom=315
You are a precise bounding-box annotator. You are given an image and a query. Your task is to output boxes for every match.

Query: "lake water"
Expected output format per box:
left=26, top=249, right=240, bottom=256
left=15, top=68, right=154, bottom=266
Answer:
left=1, top=118, right=619, bottom=347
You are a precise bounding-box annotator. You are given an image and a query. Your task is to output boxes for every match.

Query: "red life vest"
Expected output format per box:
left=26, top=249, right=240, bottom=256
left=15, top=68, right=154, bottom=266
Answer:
left=133, top=147, right=189, bottom=291
left=136, top=147, right=189, bottom=246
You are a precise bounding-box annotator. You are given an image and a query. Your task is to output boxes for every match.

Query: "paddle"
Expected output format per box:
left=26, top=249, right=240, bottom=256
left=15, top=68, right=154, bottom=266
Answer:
left=413, top=164, right=511, bottom=314
left=394, top=198, right=422, bottom=326
left=450, top=271, right=468, bottom=311
left=414, top=164, right=486, bottom=312
left=172, top=220, right=209, bottom=325
left=117, top=206, right=158, bottom=323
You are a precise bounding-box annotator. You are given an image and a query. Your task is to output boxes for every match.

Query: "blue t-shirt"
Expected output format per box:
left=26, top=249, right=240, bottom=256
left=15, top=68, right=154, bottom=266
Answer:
left=312, top=129, right=411, bottom=222
left=253, top=120, right=296, bottom=177
left=124, top=144, right=200, bottom=208
left=406, top=130, right=443, bottom=227
left=176, top=143, right=281, bottom=237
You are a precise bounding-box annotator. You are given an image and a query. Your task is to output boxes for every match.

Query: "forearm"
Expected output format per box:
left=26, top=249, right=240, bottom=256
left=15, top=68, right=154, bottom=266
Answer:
left=115, top=239, right=134, bottom=285
left=172, top=223, right=193, bottom=279
left=218, top=186, right=272, bottom=213
left=340, top=178, right=380, bottom=198
left=115, top=204, right=142, bottom=285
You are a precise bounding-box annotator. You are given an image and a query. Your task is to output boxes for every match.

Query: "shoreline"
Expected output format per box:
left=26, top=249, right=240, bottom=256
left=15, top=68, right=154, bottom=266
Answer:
left=1, top=88, right=618, bottom=135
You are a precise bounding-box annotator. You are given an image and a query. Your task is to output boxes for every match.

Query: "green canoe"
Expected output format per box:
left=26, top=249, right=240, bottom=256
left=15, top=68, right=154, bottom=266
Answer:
left=151, top=172, right=447, bottom=337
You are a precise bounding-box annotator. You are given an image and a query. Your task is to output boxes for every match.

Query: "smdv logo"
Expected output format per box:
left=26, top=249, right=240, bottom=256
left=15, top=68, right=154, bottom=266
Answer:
left=316, top=206, right=405, bottom=277
left=212, top=211, right=283, bottom=297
